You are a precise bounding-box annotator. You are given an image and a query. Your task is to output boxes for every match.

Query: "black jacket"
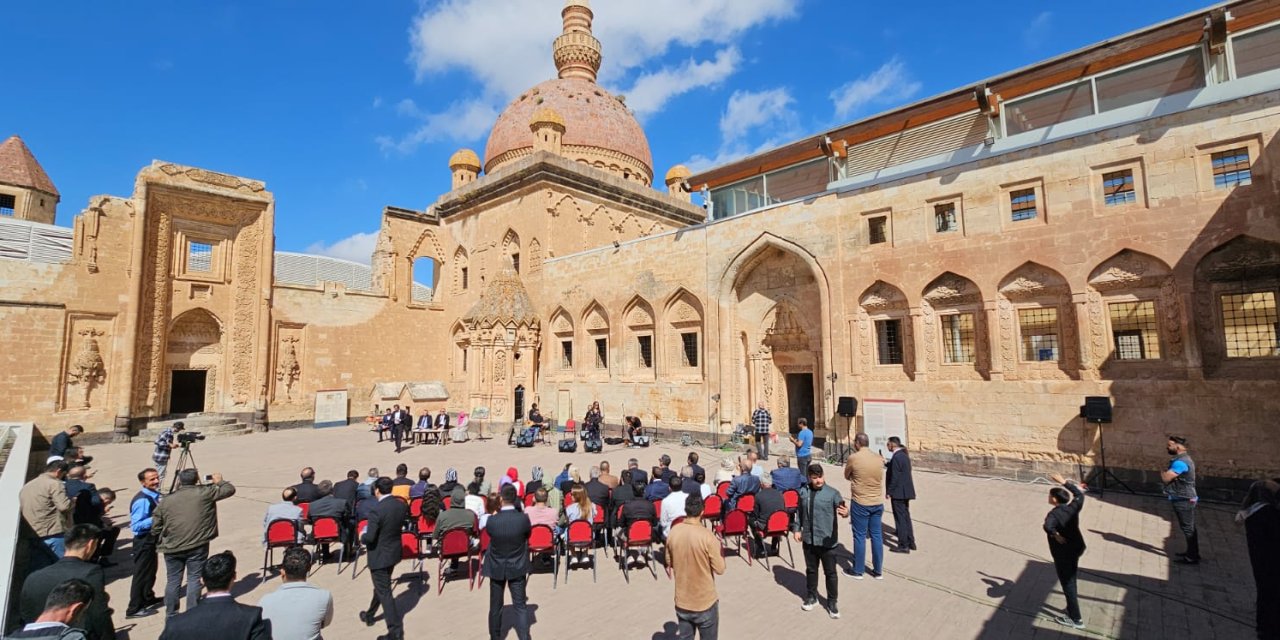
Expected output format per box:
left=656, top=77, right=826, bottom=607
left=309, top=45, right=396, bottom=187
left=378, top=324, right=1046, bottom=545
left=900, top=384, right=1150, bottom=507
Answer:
left=332, top=478, right=360, bottom=504
left=291, top=479, right=322, bottom=504
left=620, top=497, right=655, bottom=531
left=482, top=508, right=531, bottom=581
left=65, top=478, right=103, bottom=525
left=308, top=494, right=350, bottom=521
left=585, top=479, right=611, bottom=508
left=1044, top=482, right=1086, bottom=559
left=19, top=557, right=112, bottom=640
left=751, top=487, right=786, bottom=530
left=158, top=595, right=270, bottom=640
left=886, top=449, right=917, bottom=500
left=362, top=496, right=409, bottom=571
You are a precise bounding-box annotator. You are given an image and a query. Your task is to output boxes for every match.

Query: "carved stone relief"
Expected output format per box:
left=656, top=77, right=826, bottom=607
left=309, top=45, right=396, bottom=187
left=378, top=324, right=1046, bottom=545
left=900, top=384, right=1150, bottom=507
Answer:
left=495, top=350, right=508, bottom=383
left=64, top=321, right=110, bottom=411
left=274, top=334, right=302, bottom=402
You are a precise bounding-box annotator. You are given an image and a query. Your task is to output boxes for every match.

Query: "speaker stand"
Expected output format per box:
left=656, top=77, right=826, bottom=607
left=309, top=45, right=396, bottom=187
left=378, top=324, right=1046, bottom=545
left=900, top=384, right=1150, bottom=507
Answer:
left=1082, top=418, right=1134, bottom=496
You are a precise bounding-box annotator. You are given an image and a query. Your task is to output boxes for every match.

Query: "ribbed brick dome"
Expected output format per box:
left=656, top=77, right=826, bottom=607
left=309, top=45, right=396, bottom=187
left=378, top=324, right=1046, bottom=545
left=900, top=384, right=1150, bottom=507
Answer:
left=483, top=77, right=653, bottom=180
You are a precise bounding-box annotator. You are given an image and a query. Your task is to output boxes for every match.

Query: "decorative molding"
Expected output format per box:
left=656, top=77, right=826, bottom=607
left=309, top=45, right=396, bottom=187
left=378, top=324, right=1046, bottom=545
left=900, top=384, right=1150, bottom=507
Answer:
left=157, top=164, right=267, bottom=193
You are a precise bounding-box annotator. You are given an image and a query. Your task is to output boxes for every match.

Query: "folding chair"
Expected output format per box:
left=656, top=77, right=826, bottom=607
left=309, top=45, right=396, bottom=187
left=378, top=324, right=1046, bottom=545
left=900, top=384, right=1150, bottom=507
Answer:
left=436, top=528, right=474, bottom=594
left=759, top=511, right=795, bottom=569
left=524, top=493, right=537, bottom=508
left=528, top=524, right=558, bottom=589
left=564, top=520, right=597, bottom=584
left=591, top=502, right=607, bottom=546
left=715, top=509, right=752, bottom=566
left=701, top=495, right=723, bottom=529
left=716, top=482, right=731, bottom=500
left=400, top=531, right=425, bottom=576
left=736, top=494, right=756, bottom=514
left=619, top=520, right=656, bottom=582
left=475, top=529, right=492, bottom=588
left=299, top=502, right=311, bottom=521
left=348, top=518, right=369, bottom=579
left=409, top=497, right=423, bottom=520
left=416, top=515, right=437, bottom=556
left=309, top=516, right=345, bottom=573
left=652, top=500, right=663, bottom=521
left=563, top=419, right=577, bottom=441
left=263, top=519, right=301, bottom=578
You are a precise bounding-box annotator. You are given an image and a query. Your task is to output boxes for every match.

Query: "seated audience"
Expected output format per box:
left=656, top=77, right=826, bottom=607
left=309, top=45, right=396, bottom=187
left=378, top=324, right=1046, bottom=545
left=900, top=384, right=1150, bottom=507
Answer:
left=524, top=467, right=544, bottom=498
left=292, top=467, right=322, bottom=503
left=390, top=464, right=413, bottom=501
left=585, top=467, right=611, bottom=509
left=714, top=458, right=736, bottom=484
left=357, top=468, right=378, bottom=500
left=687, top=452, right=705, bottom=480
left=158, top=551, right=269, bottom=640
left=695, top=470, right=713, bottom=499
left=464, top=484, right=486, bottom=518
left=645, top=467, right=672, bottom=501
left=679, top=466, right=700, bottom=496
left=499, top=467, right=525, bottom=499
left=658, top=455, right=676, bottom=483
left=771, top=456, right=805, bottom=492
left=525, top=488, right=558, bottom=529
left=726, top=457, right=761, bottom=511
left=258, top=547, right=333, bottom=640
left=263, top=488, right=303, bottom=544
left=599, top=461, right=620, bottom=489
left=332, top=470, right=360, bottom=505
left=438, top=468, right=461, bottom=496
left=618, top=481, right=656, bottom=541
left=307, top=481, right=350, bottom=560
left=750, top=474, right=786, bottom=557
left=562, top=485, right=597, bottom=539
left=478, top=493, right=501, bottom=530
left=747, top=451, right=765, bottom=479
left=627, top=459, right=648, bottom=486
left=660, top=476, right=688, bottom=539
left=409, top=467, right=435, bottom=500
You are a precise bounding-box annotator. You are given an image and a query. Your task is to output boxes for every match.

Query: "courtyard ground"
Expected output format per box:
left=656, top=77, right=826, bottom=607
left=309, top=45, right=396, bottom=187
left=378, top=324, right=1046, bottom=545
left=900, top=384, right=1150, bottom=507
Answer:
left=81, top=425, right=1257, bottom=639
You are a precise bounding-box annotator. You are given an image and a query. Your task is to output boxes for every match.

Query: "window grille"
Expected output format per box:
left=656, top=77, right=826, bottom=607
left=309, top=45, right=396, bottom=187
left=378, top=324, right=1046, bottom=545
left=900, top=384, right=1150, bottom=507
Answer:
left=1221, top=292, right=1278, bottom=358
left=1102, top=170, right=1137, bottom=206
left=1109, top=301, right=1160, bottom=359
left=1211, top=148, right=1252, bottom=189
left=941, top=313, right=976, bottom=363
left=875, top=319, right=903, bottom=365
left=1018, top=307, right=1059, bottom=361
left=1010, top=188, right=1038, bottom=221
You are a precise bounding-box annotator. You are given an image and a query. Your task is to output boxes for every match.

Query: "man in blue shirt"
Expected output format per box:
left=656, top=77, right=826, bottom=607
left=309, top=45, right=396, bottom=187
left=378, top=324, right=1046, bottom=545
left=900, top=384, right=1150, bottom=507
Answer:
left=771, top=457, right=805, bottom=492
left=790, top=418, right=814, bottom=472
left=1161, top=435, right=1199, bottom=564
left=126, top=468, right=162, bottom=618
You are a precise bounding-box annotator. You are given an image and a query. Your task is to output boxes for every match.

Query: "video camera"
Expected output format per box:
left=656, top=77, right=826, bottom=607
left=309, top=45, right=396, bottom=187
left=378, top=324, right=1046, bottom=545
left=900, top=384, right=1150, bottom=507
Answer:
left=177, top=431, right=205, bottom=446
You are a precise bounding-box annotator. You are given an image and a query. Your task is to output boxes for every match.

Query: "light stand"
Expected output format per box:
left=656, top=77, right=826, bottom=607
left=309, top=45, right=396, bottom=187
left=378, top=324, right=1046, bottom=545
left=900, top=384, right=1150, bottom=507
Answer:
left=1083, top=417, right=1133, bottom=496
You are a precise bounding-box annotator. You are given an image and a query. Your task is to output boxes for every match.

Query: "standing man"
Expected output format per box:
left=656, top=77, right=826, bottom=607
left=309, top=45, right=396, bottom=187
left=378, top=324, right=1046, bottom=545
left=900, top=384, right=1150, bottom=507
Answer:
left=20, top=461, right=72, bottom=560
left=792, top=464, right=848, bottom=619
left=844, top=433, right=885, bottom=579
left=126, top=468, right=163, bottom=619
left=751, top=401, right=772, bottom=461
left=483, top=485, right=532, bottom=640
left=9, top=578, right=96, bottom=640
left=1162, top=435, right=1199, bottom=564
left=358, top=477, right=407, bottom=640
left=666, top=494, right=725, bottom=639
left=389, top=405, right=405, bottom=454
left=259, top=547, right=334, bottom=640
left=789, top=418, right=814, bottom=472
left=151, top=421, right=184, bottom=485
left=18, top=524, right=114, bottom=640
left=152, top=469, right=236, bottom=616
left=1044, top=473, right=1087, bottom=630
left=885, top=436, right=917, bottom=553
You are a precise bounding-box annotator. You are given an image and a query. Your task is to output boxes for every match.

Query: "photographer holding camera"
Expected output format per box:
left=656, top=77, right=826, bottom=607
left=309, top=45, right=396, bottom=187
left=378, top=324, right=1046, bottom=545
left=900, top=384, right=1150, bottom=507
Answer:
left=151, top=468, right=235, bottom=617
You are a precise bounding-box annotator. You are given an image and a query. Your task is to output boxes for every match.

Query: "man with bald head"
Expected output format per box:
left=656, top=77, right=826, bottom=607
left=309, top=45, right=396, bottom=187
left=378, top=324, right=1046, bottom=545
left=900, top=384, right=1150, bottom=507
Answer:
left=263, top=488, right=303, bottom=544
left=292, top=467, right=321, bottom=503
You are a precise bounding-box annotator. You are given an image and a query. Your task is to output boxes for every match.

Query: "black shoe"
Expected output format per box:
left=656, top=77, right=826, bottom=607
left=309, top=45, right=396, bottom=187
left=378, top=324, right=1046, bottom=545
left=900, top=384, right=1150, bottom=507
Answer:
left=891, top=546, right=910, bottom=554
left=801, top=598, right=817, bottom=611
left=359, top=610, right=375, bottom=627
left=144, top=596, right=163, bottom=609
left=125, top=609, right=157, bottom=619
left=909, top=543, right=917, bottom=551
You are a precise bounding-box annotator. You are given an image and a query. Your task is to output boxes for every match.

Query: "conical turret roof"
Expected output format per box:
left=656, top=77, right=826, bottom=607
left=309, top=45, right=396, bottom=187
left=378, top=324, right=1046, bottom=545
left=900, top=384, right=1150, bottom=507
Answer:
left=0, top=136, right=58, bottom=196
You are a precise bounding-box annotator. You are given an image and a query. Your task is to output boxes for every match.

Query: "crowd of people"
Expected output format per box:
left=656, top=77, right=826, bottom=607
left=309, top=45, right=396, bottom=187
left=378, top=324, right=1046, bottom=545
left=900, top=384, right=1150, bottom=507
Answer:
left=10, top=417, right=1280, bottom=640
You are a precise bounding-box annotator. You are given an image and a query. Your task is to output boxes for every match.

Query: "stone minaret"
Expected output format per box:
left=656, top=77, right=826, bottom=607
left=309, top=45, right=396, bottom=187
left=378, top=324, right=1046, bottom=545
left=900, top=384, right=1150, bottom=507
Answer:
left=449, top=149, right=481, bottom=190
left=553, top=0, right=602, bottom=83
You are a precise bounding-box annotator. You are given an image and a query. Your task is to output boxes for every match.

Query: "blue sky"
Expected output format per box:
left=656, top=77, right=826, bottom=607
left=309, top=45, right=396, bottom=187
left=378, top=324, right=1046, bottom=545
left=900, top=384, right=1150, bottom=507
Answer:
left=2, top=0, right=1211, bottom=263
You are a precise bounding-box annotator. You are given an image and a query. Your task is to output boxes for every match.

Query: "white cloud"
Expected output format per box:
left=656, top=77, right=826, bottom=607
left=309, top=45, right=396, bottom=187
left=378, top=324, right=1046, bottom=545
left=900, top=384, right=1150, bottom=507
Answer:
left=305, top=231, right=379, bottom=265
left=686, top=87, right=799, bottom=171
left=388, top=0, right=796, bottom=150
left=376, top=99, right=499, bottom=154
left=622, top=47, right=741, bottom=119
left=1023, top=12, right=1052, bottom=50
left=829, top=57, right=922, bottom=120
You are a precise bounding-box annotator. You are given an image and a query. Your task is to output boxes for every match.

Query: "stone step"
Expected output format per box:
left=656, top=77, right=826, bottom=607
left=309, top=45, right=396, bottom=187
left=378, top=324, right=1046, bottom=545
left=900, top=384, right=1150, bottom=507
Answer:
left=146, top=414, right=239, bottom=430
left=131, top=423, right=252, bottom=443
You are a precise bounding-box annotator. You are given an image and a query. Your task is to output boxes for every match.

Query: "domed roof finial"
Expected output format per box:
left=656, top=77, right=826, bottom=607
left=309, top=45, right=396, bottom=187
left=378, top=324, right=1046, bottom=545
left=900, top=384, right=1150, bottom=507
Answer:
left=553, top=0, right=601, bottom=83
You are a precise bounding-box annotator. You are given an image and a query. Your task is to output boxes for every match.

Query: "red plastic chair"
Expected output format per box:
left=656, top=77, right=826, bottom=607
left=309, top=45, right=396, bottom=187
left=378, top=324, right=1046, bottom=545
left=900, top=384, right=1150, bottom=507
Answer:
left=263, top=519, right=301, bottom=578
left=716, top=482, right=730, bottom=500
left=475, top=528, right=492, bottom=588
left=416, top=515, right=437, bottom=554
left=715, top=509, right=752, bottom=566
left=309, top=516, right=344, bottom=572
left=524, top=493, right=537, bottom=508
left=564, top=520, right=596, bottom=584
left=759, top=510, right=794, bottom=569
left=564, top=419, right=577, bottom=440
left=443, top=496, right=452, bottom=510
left=400, top=531, right=424, bottom=575
left=782, top=489, right=800, bottom=511
left=299, top=502, right=311, bottom=521
left=436, top=528, right=474, bottom=594
left=528, top=524, right=558, bottom=589
left=737, top=494, right=756, bottom=514
left=409, top=497, right=423, bottom=519
left=619, top=520, right=656, bottom=582
left=652, top=500, right=663, bottom=520
left=701, top=495, right=723, bottom=528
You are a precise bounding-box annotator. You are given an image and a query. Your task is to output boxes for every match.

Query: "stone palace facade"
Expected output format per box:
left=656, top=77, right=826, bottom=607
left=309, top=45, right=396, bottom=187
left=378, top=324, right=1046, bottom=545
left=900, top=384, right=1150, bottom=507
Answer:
left=2, top=0, right=1279, bottom=492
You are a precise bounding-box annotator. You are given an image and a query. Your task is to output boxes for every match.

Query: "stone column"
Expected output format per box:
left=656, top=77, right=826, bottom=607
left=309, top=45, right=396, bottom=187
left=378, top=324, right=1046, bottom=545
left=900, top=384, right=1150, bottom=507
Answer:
left=909, top=307, right=929, bottom=382
left=983, top=300, right=1004, bottom=381
left=1072, top=291, right=1097, bottom=381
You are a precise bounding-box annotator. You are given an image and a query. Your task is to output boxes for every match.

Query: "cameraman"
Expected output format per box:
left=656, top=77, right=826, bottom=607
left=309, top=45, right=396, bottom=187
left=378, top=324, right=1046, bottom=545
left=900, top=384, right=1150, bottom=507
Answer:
left=151, top=468, right=235, bottom=617
left=151, top=422, right=184, bottom=485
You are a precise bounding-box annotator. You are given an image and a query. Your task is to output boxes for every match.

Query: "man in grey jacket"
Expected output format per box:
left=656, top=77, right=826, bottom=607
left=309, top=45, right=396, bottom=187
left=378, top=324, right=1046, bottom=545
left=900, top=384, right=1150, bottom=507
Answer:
left=152, top=469, right=236, bottom=616
left=791, top=463, right=848, bottom=620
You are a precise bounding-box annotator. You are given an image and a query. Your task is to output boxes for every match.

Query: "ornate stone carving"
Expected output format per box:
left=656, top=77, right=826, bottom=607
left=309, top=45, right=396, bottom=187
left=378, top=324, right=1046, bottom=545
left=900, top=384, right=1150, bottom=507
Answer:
left=627, top=303, right=653, bottom=327
left=1159, top=276, right=1184, bottom=358
left=494, top=350, right=509, bottom=383
left=231, top=219, right=262, bottom=406
left=275, top=336, right=301, bottom=401
left=923, top=273, right=980, bottom=305
left=133, top=207, right=172, bottom=411
left=1089, top=250, right=1170, bottom=291
left=1060, top=304, right=1080, bottom=371
left=66, top=328, right=106, bottom=410
left=528, top=238, right=543, bottom=273
left=999, top=264, right=1067, bottom=300
left=157, top=164, right=267, bottom=193
left=998, top=299, right=1015, bottom=373
left=585, top=305, right=607, bottom=331
left=860, top=281, right=907, bottom=311
left=921, top=305, right=937, bottom=369
left=1086, top=289, right=1107, bottom=368
left=764, top=305, right=809, bottom=352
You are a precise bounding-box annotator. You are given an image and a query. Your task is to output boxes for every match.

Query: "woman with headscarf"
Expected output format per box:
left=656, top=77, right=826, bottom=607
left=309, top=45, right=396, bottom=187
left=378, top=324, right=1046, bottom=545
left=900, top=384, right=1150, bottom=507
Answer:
left=499, top=467, right=525, bottom=499
left=714, top=458, right=736, bottom=484
left=439, top=468, right=460, bottom=496
left=525, top=466, right=544, bottom=498
left=1239, top=478, right=1280, bottom=639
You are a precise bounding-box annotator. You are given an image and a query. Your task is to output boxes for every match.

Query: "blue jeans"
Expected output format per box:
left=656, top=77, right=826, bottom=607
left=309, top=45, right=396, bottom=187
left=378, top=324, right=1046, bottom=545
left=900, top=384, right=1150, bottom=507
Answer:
left=850, top=502, right=883, bottom=575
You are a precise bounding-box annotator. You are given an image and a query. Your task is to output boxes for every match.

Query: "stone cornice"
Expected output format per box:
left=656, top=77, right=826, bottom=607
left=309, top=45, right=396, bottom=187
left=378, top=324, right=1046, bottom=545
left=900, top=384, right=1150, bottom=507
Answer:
left=434, top=151, right=704, bottom=226
left=383, top=205, right=439, bottom=225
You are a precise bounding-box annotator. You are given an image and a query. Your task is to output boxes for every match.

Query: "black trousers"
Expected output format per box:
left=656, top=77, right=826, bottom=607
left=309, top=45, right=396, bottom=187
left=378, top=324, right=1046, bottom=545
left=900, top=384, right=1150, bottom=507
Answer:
left=367, top=566, right=402, bottom=637
left=891, top=498, right=915, bottom=548
left=1052, top=552, right=1082, bottom=622
left=1171, top=499, right=1199, bottom=560
left=802, top=543, right=838, bottom=605
left=488, top=576, right=530, bottom=640
left=127, top=532, right=158, bottom=613
left=96, top=525, right=121, bottom=560
left=392, top=425, right=403, bottom=452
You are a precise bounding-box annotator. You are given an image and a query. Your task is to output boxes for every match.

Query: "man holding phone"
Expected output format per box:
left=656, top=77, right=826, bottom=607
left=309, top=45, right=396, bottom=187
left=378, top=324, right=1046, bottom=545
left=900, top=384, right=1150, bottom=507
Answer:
left=152, top=468, right=236, bottom=616
left=792, top=463, right=848, bottom=620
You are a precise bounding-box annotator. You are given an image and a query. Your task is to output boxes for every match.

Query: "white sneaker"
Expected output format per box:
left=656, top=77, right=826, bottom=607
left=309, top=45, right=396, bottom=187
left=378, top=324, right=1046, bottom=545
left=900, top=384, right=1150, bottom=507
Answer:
left=827, top=603, right=840, bottom=619
left=1055, top=615, right=1084, bottom=630
left=842, top=568, right=863, bottom=579
left=801, top=599, right=817, bottom=611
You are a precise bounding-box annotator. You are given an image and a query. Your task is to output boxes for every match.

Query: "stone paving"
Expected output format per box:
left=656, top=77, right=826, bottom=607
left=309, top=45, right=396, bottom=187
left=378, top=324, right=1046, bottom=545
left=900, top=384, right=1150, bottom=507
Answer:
left=78, top=426, right=1258, bottom=639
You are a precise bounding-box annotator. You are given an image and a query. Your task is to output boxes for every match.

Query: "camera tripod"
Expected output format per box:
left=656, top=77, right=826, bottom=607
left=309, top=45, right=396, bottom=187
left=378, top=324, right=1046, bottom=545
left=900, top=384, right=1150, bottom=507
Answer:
left=167, top=444, right=198, bottom=494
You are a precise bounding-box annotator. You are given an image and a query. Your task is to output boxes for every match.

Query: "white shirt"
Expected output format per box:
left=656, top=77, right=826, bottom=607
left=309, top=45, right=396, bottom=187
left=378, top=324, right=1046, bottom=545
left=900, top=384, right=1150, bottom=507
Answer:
left=465, top=494, right=485, bottom=517
left=660, top=491, right=688, bottom=536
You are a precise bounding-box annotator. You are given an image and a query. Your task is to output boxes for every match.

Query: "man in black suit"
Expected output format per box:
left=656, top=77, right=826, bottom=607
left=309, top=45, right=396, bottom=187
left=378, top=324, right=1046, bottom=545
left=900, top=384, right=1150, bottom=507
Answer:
left=19, top=524, right=113, bottom=639
left=389, top=405, right=407, bottom=453
left=434, top=409, right=450, bottom=430
left=333, top=469, right=361, bottom=505
left=291, top=467, right=322, bottom=503
left=159, top=551, right=270, bottom=640
left=484, top=485, right=532, bottom=640
left=585, top=467, right=611, bottom=510
left=885, top=436, right=917, bottom=553
left=9, top=578, right=95, bottom=639
left=358, top=477, right=408, bottom=640
left=750, top=474, right=786, bottom=557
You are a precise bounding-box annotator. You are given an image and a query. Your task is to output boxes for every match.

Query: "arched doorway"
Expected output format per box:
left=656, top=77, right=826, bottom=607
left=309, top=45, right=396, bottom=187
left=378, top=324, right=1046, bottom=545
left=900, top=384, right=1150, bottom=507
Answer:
left=719, top=234, right=832, bottom=436
left=166, top=309, right=223, bottom=414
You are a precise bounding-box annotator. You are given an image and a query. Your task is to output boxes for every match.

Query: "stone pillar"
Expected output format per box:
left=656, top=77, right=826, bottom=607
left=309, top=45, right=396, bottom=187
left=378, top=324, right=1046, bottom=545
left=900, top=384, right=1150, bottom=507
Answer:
left=909, top=307, right=929, bottom=382
left=983, top=300, right=1004, bottom=381
left=1072, top=291, right=1097, bottom=381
